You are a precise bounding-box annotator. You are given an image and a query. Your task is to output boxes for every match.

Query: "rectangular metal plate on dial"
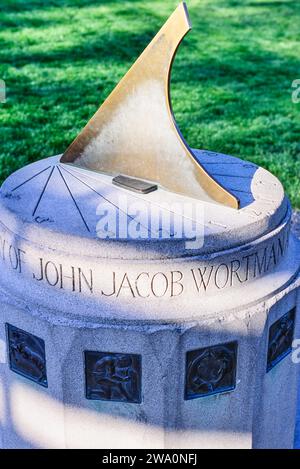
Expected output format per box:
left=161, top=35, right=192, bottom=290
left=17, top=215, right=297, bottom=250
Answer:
left=112, top=175, right=158, bottom=194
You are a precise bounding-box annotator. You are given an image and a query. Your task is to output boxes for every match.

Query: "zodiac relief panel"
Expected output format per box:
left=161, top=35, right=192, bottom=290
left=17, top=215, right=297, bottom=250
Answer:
left=6, top=323, right=47, bottom=387
left=267, top=308, right=296, bottom=372
left=85, top=351, right=142, bottom=404
left=185, top=342, right=238, bottom=400
left=7, top=308, right=295, bottom=402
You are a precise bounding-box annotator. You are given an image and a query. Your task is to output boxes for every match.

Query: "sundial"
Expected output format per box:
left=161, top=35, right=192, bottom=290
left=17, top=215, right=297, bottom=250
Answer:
left=0, top=2, right=299, bottom=451
left=60, top=2, right=239, bottom=209
left=0, top=3, right=287, bottom=248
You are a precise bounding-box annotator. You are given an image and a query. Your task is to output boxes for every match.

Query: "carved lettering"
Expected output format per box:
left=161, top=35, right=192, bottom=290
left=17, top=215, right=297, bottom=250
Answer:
left=214, top=263, right=229, bottom=289
left=116, top=273, right=136, bottom=298
left=59, top=264, right=76, bottom=291
left=191, top=266, right=214, bottom=292
left=33, top=258, right=94, bottom=293
left=33, top=258, right=44, bottom=281
left=170, top=270, right=184, bottom=297
left=191, top=231, right=289, bottom=294
left=78, top=267, right=93, bottom=293
left=0, top=228, right=290, bottom=298
left=267, top=243, right=277, bottom=270
left=254, top=248, right=267, bottom=277
left=230, top=259, right=243, bottom=285
left=102, top=271, right=184, bottom=298
left=150, top=272, right=169, bottom=298
left=101, top=272, right=116, bottom=297
left=242, top=253, right=254, bottom=282
left=135, top=272, right=150, bottom=298
left=0, top=236, right=26, bottom=273
left=44, top=261, right=60, bottom=286
left=0, top=237, right=6, bottom=260
left=8, top=246, right=25, bottom=273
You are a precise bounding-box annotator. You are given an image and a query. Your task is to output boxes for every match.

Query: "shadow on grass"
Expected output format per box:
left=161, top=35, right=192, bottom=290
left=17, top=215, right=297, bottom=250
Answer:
left=1, top=0, right=141, bottom=14
left=0, top=29, right=155, bottom=67
left=0, top=1, right=157, bottom=31
left=247, top=1, right=295, bottom=7
left=227, top=0, right=295, bottom=7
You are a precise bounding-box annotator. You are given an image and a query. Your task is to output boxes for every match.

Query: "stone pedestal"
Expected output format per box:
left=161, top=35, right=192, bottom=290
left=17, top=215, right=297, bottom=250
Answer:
left=0, top=150, right=299, bottom=449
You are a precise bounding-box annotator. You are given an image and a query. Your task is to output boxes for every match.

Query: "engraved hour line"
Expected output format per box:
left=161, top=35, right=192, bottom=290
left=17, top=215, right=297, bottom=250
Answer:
left=56, top=166, right=90, bottom=233
left=65, top=165, right=207, bottom=230
left=62, top=167, right=164, bottom=234
left=225, top=187, right=252, bottom=194
left=59, top=165, right=154, bottom=236
left=204, top=173, right=252, bottom=179
left=199, top=161, right=257, bottom=168
left=258, top=197, right=277, bottom=203
left=32, top=166, right=55, bottom=217
left=197, top=173, right=252, bottom=195
left=208, top=220, right=227, bottom=228
left=238, top=211, right=261, bottom=220
left=11, top=165, right=52, bottom=192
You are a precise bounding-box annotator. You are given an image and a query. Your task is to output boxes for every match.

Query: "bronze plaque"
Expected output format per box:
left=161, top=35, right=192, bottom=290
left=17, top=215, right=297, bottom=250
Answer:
left=6, top=324, right=47, bottom=387
left=185, top=342, right=237, bottom=399
left=85, top=351, right=142, bottom=403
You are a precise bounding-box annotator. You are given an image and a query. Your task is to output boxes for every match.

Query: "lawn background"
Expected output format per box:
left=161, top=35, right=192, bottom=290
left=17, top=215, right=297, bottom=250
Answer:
left=0, top=0, right=299, bottom=207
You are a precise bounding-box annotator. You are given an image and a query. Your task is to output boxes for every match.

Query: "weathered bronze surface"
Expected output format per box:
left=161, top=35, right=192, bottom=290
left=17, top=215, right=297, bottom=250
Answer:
left=61, top=3, right=239, bottom=209
left=85, top=351, right=142, bottom=403
left=185, top=342, right=237, bottom=399
left=267, top=308, right=295, bottom=372
left=6, top=324, right=48, bottom=387
left=112, top=175, right=158, bottom=194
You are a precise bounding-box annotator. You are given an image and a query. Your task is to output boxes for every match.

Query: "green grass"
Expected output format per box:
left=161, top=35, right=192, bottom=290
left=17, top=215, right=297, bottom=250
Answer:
left=0, top=0, right=299, bottom=206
